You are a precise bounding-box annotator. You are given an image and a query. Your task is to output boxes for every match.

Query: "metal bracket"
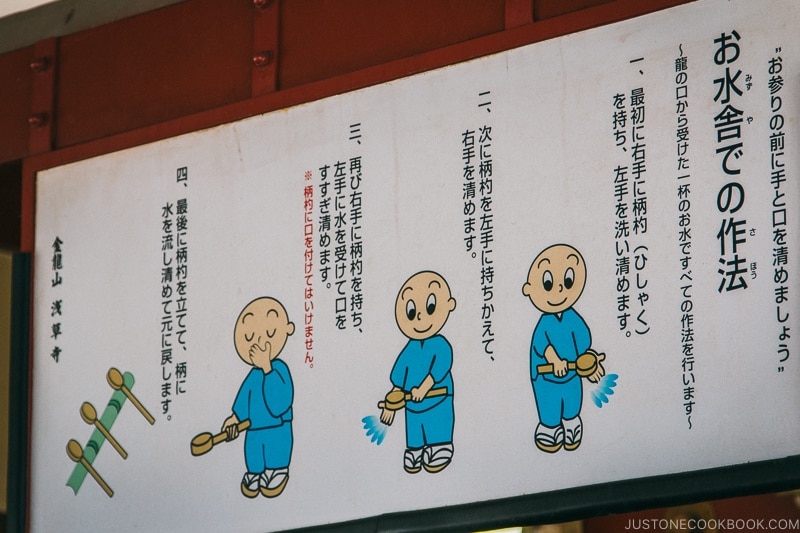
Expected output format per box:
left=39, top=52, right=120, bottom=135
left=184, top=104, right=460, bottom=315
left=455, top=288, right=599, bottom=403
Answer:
left=29, top=38, right=57, bottom=154
left=252, top=0, right=279, bottom=96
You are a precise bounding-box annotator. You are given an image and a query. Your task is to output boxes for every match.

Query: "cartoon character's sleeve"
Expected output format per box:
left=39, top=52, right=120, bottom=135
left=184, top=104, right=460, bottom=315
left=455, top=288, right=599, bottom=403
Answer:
left=390, top=345, right=409, bottom=389
left=574, top=311, right=592, bottom=354
left=263, top=361, right=294, bottom=418
left=429, top=336, right=453, bottom=383
left=232, top=373, right=252, bottom=421
left=531, top=318, right=550, bottom=362
left=530, top=319, right=550, bottom=381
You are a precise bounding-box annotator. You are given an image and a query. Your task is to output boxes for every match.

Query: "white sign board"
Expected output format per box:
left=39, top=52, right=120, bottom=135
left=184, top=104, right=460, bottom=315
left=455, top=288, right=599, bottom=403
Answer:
left=31, top=0, right=800, bottom=530
left=0, top=0, right=54, bottom=18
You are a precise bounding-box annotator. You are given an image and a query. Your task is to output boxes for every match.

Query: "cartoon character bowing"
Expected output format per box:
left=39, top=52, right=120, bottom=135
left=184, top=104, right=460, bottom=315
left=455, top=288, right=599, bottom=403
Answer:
left=222, top=297, right=295, bottom=498
left=522, top=244, right=605, bottom=453
left=380, top=271, right=457, bottom=474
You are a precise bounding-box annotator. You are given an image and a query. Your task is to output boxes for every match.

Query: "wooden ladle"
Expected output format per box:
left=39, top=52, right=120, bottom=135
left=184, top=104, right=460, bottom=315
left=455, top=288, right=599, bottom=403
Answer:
left=377, top=387, right=448, bottom=411
left=66, top=439, right=113, bottom=497
left=80, top=401, right=127, bottom=459
left=537, top=349, right=604, bottom=378
left=191, top=419, right=251, bottom=457
left=107, top=367, right=155, bottom=425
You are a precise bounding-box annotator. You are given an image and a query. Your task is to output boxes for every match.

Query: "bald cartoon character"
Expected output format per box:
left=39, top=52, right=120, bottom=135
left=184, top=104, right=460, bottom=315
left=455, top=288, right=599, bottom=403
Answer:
left=380, top=271, right=457, bottom=474
left=523, top=245, right=605, bottom=453
left=222, top=297, right=295, bottom=498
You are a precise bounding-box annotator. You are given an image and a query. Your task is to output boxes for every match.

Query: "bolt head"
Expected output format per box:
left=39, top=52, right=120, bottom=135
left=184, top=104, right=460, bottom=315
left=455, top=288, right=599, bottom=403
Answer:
left=28, top=113, right=48, bottom=127
left=252, top=51, right=273, bottom=67
left=30, top=57, right=50, bottom=72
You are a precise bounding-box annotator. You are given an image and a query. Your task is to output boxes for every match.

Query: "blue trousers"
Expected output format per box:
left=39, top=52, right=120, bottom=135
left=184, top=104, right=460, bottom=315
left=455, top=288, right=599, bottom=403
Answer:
left=244, top=423, right=292, bottom=472
left=531, top=375, right=581, bottom=428
left=405, top=396, right=454, bottom=449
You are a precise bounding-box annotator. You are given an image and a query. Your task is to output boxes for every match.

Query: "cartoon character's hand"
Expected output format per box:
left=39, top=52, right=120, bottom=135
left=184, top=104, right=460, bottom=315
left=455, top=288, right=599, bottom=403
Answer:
left=410, top=374, right=434, bottom=402
left=410, top=387, right=426, bottom=402
left=587, top=351, right=606, bottom=383
left=249, top=343, right=272, bottom=373
left=379, top=406, right=395, bottom=426
left=222, top=413, right=240, bottom=441
left=553, top=358, right=568, bottom=377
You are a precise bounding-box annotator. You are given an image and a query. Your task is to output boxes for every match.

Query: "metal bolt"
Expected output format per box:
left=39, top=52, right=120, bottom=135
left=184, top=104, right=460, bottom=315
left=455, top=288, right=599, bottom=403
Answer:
left=28, top=113, right=48, bottom=127
left=252, top=51, right=273, bottom=68
left=30, top=57, right=50, bottom=72
left=253, top=0, right=272, bottom=10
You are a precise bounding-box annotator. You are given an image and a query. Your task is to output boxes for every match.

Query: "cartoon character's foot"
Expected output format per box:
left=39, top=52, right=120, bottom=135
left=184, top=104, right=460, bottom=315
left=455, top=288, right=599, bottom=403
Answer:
left=535, top=423, right=564, bottom=453
left=241, top=472, right=262, bottom=498
left=563, top=416, right=582, bottom=451
left=404, top=448, right=423, bottom=474
left=261, top=467, right=289, bottom=498
left=423, top=443, right=454, bottom=473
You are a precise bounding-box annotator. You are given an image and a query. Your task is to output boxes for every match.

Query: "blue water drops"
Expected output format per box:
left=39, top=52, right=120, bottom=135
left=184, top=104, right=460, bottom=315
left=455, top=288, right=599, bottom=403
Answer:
left=361, top=415, right=388, bottom=445
left=591, top=373, right=618, bottom=408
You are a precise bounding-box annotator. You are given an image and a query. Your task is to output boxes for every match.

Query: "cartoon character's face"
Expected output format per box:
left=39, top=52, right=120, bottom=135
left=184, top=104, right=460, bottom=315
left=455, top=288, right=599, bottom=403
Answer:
left=395, top=271, right=456, bottom=340
left=523, top=244, right=586, bottom=314
left=234, top=297, right=295, bottom=370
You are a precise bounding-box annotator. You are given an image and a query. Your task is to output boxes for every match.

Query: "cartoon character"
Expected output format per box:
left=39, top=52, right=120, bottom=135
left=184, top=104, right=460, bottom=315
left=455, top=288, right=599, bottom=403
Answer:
left=221, top=297, right=295, bottom=498
left=380, top=271, right=457, bottom=474
left=522, top=244, right=605, bottom=453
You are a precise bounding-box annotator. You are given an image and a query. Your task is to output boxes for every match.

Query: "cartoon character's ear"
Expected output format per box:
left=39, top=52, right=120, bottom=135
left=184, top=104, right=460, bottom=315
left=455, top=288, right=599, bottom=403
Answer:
left=287, top=322, right=296, bottom=336
left=522, top=282, right=532, bottom=297
left=448, top=297, right=457, bottom=312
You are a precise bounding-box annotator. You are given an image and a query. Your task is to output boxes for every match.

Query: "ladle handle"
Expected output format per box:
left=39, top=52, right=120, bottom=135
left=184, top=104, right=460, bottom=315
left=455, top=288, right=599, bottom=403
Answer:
left=211, top=419, right=250, bottom=448
left=537, top=361, right=577, bottom=375
left=398, top=387, right=449, bottom=401
left=123, top=388, right=156, bottom=425
left=82, top=458, right=114, bottom=497
left=377, top=387, right=450, bottom=410
left=95, top=423, right=128, bottom=459
left=214, top=419, right=251, bottom=445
